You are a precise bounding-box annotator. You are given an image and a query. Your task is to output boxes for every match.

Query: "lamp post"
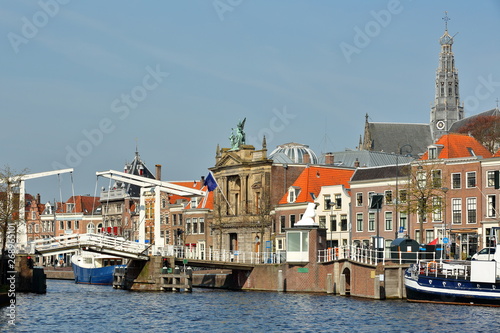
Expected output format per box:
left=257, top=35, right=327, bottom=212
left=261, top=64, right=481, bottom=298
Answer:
left=395, top=144, right=412, bottom=239
left=441, top=187, right=449, bottom=260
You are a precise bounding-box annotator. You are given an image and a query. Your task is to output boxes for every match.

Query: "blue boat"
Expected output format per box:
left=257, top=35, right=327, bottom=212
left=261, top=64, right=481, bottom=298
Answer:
left=71, top=251, right=126, bottom=285
left=404, top=247, right=500, bottom=306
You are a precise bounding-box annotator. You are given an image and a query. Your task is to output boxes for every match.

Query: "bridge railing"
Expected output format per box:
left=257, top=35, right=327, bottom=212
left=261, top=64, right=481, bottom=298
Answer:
left=157, top=246, right=286, bottom=264
left=318, top=246, right=437, bottom=265
left=32, top=233, right=148, bottom=255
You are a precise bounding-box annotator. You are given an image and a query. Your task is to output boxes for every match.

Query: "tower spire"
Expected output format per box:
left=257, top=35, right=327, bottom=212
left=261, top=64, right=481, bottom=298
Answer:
left=442, top=11, right=450, bottom=31
left=430, top=12, right=463, bottom=141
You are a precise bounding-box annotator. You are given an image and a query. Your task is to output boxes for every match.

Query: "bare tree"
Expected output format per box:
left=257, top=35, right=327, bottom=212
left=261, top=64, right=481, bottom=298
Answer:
left=401, top=163, right=448, bottom=244
left=457, top=115, right=500, bottom=154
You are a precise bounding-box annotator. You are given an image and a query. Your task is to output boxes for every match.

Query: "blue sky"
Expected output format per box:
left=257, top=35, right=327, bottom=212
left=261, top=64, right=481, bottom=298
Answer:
left=1, top=0, right=500, bottom=202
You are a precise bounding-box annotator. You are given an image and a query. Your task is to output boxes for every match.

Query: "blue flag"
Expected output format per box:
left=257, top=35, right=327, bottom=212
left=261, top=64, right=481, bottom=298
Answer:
left=205, top=172, right=218, bottom=192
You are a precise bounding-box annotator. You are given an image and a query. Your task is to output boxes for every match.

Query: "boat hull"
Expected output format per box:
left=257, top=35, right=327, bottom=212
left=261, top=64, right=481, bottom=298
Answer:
left=72, top=262, right=122, bottom=285
left=404, top=270, right=500, bottom=306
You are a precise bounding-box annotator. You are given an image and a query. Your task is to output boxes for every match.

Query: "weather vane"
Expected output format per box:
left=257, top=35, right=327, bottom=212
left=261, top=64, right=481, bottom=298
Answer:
left=442, top=11, right=450, bottom=31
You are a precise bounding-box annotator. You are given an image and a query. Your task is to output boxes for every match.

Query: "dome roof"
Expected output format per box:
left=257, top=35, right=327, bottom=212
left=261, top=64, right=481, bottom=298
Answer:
left=269, top=142, right=318, bottom=164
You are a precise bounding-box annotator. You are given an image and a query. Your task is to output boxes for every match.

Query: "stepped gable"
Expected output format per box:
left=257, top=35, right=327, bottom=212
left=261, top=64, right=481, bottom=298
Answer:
left=420, top=133, right=492, bottom=160
left=278, top=166, right=354, bottom=205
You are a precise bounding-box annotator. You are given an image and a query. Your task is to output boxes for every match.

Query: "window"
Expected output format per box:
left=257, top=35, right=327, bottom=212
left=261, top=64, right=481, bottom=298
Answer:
left=116, top=204, right=122, bottom=213
left=399, top=212, right=407, bottom=231
left=290, top=215, right=296, bottom=228
left=162, top=198, right=166, bottom=208
left=66, top=203, right=74, bottom=213
left=384, top=190, right=393, bottom=204
left=199, top=218, right=205, bottom=234
left=277, top=239, right=284, bottom=251
left=487, top=195, right=496, bottom=217
left=335, top=194, right=342, bottom=209
left=31, top=211, right=36, bottom=220
left=415, top=230, right=420, bottom=242
left=173, top=214, right=177, bottom=226
left=280, top=216, right=286, bottom=233
left=319, top=216, right=326, bottom=228
left=452, top=173, right=461, bottom=189
left=417, top=171, right=426, bottom=188
left=426, top=230, right=434, bottom=244
left=385, top=212, right=393, bottom=231
left=191, top=197, right=198, bottom=208
left=356, top=213, right=363, bottom=232
left=87, top=223, right=95, bottom=233
left=466, top=172, right=476, bottom=188
left=192, top=218, right=198, bottom=234
left=330, top=215, right=337, bottom=232
left=466, top=198, right=476, bottom=224
left=75, top=221, right=79, bottom=230
left=324, top=195, right=331, bottom=210
left=368, top=213, right=375, bottom=232
left=487, top=170, right=498, bottom=188
left=185, top=218, right=191, bottom=234
left=432, top=170, right=442, bottom=188
left=288, top=187, right=300, bottom=203
left=432, top=197, right=442, bottom=221
left=452, top=198, right=462, bottom=224
left=340, top=215, right=348, bottom=231
left=399, top=190, right=407, bottom=203
left=60, top=221, right=64, bottom=230
left=179, top=214, right=183, bottom=226
left=356, top=193, right=363, bottom=207
left=429, top=147, right=438, bottom=159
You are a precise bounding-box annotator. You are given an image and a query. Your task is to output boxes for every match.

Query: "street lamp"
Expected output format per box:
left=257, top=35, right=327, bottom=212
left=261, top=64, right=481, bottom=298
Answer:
left=395, top=144, right=412, bottom=239
left=441, top=187, right=449, bottom=260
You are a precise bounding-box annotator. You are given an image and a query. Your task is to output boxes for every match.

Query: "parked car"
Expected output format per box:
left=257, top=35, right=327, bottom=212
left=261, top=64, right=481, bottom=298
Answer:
left=471, top=247, right=496, bottom=260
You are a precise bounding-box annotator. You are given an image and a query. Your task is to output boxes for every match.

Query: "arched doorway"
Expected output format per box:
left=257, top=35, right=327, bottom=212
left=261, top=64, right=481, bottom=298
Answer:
left=341, top=266, right=351, bottom=295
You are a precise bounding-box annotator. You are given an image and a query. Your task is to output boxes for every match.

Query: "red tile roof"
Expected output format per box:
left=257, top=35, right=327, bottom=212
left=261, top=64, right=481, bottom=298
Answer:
left=420, top=133, right=492, bottom=160
left=59, top=196, right=101, bottom=214
left=278, top=166, right=354, bottom=205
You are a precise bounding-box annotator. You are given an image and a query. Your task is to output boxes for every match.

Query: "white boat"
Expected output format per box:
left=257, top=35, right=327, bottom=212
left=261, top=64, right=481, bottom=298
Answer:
left=404, top=245, right=500, bottom=306
left=71, top=251, right=126, bottom=285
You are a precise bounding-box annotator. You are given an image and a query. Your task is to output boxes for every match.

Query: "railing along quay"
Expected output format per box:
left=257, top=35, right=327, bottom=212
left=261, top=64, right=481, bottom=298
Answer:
left=318, top=245, right=438, bottom=265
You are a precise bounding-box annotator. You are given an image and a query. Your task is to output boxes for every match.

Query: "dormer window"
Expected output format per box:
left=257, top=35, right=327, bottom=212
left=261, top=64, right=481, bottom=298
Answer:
left=66, top=203, right=75, bottom=213
left=428, top=144, right=443, bottom=160
left=288, top=186, right=300, bottom=203
left=429, top=147, right=437, bottom=159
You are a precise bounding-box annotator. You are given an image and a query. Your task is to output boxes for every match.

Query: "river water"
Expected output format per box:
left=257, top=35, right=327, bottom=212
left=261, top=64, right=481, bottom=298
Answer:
left=1, top=279, right=500, bottom=332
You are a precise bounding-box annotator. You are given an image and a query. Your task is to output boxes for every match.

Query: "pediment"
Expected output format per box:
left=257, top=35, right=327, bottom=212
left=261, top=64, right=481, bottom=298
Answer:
left=216, top=153, right=243, bottom=167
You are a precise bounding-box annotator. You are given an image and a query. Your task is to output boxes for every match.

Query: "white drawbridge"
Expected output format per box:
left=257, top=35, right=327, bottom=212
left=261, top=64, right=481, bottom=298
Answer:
left=31, top=233, right=150, bottom=260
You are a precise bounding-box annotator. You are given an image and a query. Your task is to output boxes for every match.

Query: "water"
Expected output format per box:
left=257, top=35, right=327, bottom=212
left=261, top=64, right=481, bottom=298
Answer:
left=2, top=280, right=500, bottom=332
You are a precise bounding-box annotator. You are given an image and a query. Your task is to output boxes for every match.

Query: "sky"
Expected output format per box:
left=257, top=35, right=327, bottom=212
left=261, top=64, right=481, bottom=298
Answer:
left=1, top=0, right=500, bottom=203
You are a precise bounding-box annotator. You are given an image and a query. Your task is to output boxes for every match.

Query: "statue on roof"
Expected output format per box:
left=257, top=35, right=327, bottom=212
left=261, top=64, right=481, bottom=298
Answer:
left=229, top=118, right=246, bottom=150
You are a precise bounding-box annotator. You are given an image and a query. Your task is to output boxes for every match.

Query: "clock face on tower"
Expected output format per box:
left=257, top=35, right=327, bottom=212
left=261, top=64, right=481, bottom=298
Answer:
left=436, top=120, right=445, bottom=130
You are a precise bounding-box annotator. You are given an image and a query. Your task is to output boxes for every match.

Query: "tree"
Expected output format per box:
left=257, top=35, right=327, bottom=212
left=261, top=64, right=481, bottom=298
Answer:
left=401, top=163, right=448, bottom=244
left=0, top=166, right=28, bottom=282
left=457, top=115, right=500, bottom=154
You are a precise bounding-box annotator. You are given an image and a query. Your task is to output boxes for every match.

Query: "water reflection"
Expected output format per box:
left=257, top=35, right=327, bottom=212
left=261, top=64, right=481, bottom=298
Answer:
left=2, top=280, right=500, bottom=332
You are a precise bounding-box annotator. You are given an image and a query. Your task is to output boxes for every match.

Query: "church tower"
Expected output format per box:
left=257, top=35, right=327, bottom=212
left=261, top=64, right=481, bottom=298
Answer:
left=430, top=12, right=464, bottom=141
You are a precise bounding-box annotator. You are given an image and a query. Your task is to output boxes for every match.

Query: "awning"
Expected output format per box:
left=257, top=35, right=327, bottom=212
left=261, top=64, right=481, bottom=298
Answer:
left=450, top=229, right=477, bottom=234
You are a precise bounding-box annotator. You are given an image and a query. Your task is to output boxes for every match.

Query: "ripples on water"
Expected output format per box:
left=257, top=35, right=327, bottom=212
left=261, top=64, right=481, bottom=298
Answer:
left=2, top=280, right=500, bottom=332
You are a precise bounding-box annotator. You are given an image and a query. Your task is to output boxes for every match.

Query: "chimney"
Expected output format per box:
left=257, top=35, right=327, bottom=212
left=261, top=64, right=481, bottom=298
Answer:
left=354, top=158, right=360, bottom=168
left=36, top=193, right=41, bottom=203
left=155, top=164, right=162, bottom=180
left=325, top=152, right=334, bottom=165
left=201, top=175, right=205, bottom=186
left=303, top=153, right=311, bottom=164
